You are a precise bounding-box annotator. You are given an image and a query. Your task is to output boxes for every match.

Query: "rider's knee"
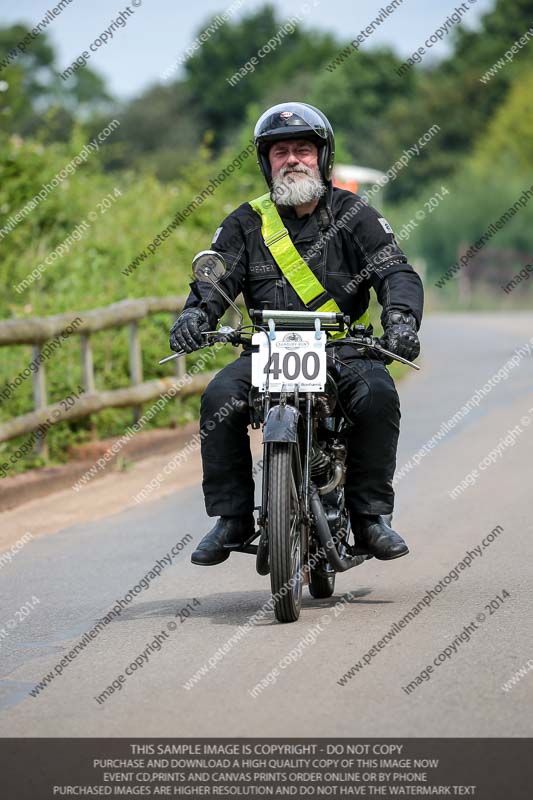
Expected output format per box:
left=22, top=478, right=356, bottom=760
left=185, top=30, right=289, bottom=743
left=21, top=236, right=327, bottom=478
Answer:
left=368, top=371, right=399, bottom=415
left=201, top=378, right=226, bottom=414
left=201, top=376, right=242, bottom=418
left=346, top=369, right=398, bottom=419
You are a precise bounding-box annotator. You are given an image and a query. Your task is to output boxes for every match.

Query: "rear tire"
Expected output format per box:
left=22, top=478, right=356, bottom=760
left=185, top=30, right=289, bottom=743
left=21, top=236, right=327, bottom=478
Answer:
left=268, top=442, right=303, bottom=623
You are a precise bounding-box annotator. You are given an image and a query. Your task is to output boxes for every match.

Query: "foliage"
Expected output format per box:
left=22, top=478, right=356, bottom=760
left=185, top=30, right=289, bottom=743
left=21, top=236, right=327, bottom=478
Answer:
left=0, top=133, right=252, bottom=473
left=470, top=70, right=533, bottom=175
left=308, top=47, right=416, bottom=171
left=0, top=24, right=110, bottom=138
left=386, top=165, right=533, bottom=287
left=184, top=5, right=339, bottom=148
left=369, top=0, right=533, bottom=201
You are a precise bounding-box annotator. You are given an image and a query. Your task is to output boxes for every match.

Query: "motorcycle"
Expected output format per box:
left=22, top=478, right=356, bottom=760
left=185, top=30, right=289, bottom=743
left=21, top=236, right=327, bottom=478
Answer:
left=161, top=250, right=419, bottom=623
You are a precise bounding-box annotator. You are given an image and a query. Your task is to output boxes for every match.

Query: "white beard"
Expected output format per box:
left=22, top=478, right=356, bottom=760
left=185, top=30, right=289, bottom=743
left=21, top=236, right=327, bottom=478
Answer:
left=271, top=165, right=326, bottom=207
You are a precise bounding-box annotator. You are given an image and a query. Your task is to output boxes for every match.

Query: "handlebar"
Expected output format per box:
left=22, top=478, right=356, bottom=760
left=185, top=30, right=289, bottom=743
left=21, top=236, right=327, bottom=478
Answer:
left=159, top=320, right=420, bottom=371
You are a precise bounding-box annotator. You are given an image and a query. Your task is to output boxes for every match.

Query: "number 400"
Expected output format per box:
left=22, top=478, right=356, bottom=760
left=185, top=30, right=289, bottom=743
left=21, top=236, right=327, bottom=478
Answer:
left=264, top=351, right=320, bottom=381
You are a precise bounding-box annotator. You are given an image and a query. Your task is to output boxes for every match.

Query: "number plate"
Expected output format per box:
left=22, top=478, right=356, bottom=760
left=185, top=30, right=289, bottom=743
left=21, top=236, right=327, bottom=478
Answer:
left=251, top=330, right=327, bottom=392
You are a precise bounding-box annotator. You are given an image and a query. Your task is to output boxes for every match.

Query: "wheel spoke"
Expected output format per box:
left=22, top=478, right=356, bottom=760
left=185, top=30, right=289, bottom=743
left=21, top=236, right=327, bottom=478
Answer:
left=290, top=518, right=299, bottom=562
left=290, top=470, right=299, bottom=506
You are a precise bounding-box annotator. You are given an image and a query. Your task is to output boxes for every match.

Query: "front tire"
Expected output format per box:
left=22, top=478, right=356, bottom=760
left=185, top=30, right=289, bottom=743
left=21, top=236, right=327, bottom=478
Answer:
left=268, top=442, right=303, bottom=623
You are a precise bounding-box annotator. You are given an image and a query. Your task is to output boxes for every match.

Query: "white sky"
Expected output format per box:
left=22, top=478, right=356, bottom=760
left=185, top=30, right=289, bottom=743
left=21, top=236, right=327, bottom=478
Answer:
left=1, top=0, right=494, bottom=98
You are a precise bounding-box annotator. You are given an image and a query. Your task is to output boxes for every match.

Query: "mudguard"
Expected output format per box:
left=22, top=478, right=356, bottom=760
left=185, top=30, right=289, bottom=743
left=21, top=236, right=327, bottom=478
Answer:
left=263, top=404, right=300, bottom=443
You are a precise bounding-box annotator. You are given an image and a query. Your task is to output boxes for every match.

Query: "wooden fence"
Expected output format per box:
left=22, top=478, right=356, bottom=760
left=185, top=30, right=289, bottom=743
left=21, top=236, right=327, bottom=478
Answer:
left=0, top=296, right=220, bottom=455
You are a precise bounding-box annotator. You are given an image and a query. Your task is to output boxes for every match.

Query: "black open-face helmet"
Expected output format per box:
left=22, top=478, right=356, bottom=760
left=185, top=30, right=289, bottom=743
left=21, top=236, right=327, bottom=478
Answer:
left=254, top=102, right=335, bottom=187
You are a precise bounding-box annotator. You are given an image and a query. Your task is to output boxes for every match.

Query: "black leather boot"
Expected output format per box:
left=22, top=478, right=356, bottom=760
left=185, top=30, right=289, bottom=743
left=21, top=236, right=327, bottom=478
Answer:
left=351, top=514, right=409, bottom=560
left=190, top=515, right=255, bottom=566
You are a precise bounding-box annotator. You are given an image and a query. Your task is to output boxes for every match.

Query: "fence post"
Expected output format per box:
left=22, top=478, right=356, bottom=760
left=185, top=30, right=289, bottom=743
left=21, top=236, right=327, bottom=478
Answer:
left=129, top=321, right=143, bottom=424
left=170, top=314, right=187, bottom=418
left=458, top=242, right=472, bottom=307
left=175, top=353, right=187, bottom=381
left=80, top=334, right=96, bottom=393
left=31, top=344, right=48, bottom=459
left=80, top=334, right=97, bottom=439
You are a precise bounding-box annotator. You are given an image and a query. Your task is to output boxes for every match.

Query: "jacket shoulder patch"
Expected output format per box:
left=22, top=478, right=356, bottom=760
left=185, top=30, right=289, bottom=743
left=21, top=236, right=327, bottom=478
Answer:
left=378, top=217, right=394, bottom=235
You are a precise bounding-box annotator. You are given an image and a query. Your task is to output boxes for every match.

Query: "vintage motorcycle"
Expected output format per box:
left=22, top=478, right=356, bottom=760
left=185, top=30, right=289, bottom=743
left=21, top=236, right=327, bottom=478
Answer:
left=161, top=250, right=419, bottom=623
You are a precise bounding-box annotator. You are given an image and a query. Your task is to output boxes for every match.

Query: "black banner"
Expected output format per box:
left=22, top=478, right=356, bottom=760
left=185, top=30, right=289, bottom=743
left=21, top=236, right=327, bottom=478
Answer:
left=2, top=738, right=531, bottom=799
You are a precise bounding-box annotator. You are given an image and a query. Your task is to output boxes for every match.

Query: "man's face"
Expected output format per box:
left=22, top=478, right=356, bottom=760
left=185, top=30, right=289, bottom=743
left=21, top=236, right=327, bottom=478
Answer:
left=268, top=138, right=325, bottom=207
left=268, top=138, right=319, bottom=180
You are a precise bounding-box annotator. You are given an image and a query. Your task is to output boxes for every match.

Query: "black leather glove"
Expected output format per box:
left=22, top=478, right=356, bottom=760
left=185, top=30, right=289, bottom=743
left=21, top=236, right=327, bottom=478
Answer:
left=380, top=310, right=420, bottom=362
left=169, top=308, right=210, bottom=354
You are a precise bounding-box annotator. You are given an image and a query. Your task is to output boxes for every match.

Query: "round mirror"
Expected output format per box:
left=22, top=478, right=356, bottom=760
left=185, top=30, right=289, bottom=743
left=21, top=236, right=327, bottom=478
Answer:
left=192, top=250, right=227, bottom=282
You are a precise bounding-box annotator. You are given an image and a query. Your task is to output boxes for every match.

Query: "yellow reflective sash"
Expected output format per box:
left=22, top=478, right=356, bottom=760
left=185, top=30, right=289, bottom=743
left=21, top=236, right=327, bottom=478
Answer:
left=249, top=192, right=370, bottom=335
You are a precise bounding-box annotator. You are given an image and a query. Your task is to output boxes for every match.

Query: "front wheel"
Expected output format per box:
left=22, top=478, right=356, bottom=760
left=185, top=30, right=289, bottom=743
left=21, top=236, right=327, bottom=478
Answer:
left=268, top=442, right=303, bottom=623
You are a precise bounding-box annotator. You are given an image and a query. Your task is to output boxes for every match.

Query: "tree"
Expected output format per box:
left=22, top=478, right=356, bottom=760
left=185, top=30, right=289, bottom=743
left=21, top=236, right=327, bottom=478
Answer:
left=470, top=70, right=533, bottom=175
left=184, top=5, right=339, bottom=148
left=0, top=24, right=110, bottom=139
left=373, top=0, right=533, bottom=201
left=308, top=47, right=415, bottom=169
left=90, top=81, right=204, bottom=180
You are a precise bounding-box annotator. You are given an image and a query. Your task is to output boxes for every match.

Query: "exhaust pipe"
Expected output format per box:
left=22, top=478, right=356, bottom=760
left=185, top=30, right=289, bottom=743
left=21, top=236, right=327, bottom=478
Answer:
left=317, top=461, right=344, bottom=495
left=309, top=486, right=366, bottom=572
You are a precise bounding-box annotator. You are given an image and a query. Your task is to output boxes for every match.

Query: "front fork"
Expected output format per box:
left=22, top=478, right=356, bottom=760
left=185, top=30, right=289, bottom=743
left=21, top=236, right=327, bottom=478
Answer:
left=301, top=393, right=313, bottom=581
left=257, top=393, right=270, bottom=537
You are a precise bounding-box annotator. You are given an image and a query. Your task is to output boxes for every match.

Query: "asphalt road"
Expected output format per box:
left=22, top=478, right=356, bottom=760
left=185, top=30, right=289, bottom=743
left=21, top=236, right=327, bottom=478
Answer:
left=1, top=312, right=532, bottom=737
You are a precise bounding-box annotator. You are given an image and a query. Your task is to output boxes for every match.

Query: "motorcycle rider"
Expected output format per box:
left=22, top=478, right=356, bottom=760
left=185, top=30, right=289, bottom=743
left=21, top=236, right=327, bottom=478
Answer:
left=170, top=102, right=423, bottom=566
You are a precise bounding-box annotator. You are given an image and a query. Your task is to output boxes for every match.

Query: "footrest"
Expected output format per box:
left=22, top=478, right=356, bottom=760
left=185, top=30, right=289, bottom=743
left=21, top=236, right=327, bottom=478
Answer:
left=347, top=543, right=374, bottom=560
left=225, top=544, right=258, bottom=555
left=223, top=529, right=260, bottom=553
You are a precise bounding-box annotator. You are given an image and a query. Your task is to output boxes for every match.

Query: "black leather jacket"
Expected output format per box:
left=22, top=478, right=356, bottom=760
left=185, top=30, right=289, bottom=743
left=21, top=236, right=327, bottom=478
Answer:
left=183, top=182, right=424, bottom=332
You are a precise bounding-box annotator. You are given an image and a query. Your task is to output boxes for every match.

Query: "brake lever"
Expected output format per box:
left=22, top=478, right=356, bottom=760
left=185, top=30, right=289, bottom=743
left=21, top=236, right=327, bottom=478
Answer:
left=367, top=341, right=420, bottom=370
left=327, top=335, right=420, bottom=371
left=159, top=352, right=184, bottom=364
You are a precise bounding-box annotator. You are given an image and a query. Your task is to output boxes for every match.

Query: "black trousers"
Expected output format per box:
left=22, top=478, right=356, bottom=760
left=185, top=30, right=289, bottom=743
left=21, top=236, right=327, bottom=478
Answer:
left=199, top=349, right=400, bottom=518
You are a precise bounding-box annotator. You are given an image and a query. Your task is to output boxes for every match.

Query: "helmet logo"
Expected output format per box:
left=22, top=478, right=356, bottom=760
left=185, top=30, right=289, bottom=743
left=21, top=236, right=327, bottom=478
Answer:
left=279, top=111, right=293, bottom=118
